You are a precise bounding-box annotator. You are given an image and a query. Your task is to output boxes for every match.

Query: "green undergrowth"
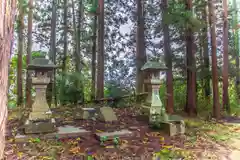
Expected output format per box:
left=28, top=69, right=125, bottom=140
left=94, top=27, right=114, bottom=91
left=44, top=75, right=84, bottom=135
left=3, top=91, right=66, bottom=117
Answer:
left=185, top=118, right=239, bottom=143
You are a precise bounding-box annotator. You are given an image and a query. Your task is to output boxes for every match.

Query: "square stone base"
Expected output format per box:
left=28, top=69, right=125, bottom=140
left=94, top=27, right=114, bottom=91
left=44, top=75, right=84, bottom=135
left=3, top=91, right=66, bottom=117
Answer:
left=24, top=118, right=57, bottom=134
left=73, top=108, right=96, bottom=120
left=160, top=120, right=185, bottom=136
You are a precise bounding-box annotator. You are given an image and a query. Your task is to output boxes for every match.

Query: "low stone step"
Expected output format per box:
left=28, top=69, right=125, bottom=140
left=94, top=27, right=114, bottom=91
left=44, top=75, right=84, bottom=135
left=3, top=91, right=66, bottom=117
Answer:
left=95, top=129, right=133, bottom=140
left=14, top=125, right=91, bottom=143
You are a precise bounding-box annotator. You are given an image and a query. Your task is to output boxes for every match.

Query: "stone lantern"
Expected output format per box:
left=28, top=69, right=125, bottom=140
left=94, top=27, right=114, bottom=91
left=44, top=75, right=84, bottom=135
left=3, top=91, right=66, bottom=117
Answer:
left=141, top=61, right=168, bottom=123
left=141, top=61, right=185, bottom=136
left=24, top=57, right=57, bottom=134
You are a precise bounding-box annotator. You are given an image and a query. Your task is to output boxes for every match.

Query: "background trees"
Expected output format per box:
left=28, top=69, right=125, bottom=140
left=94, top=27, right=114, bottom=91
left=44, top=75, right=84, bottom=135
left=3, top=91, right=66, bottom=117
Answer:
left=6, top=0, right=240, bottom=125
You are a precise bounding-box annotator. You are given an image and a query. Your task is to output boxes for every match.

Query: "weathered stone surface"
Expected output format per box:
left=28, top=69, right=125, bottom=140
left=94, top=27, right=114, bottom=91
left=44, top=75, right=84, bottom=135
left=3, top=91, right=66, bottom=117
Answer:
left=159, top=120, right=185, bottom=136
left=97, top=106, right=118, bottom=122
left=29, top=74, right=52, bottom=121
left=140, top=61, right=185, bottom=136
left=95, top=129, right=133, bottom=140
left=74, top=108, right=96, bottom=120
left=15, top=125, right=90, bottom=143
left=24, top=118, right=56, bottom=134
left=25, top=57, right=57, bottom=134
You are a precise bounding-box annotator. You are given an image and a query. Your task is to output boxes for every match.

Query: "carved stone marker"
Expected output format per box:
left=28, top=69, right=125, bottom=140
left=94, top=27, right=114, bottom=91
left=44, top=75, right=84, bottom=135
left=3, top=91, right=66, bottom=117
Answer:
left=24, top=57, right=57, bottom=134
left=97, top=106, right=118, bottom=122
left=141, top=61, right=185, bottom=136
left=74, top=107, right=97, bottom=120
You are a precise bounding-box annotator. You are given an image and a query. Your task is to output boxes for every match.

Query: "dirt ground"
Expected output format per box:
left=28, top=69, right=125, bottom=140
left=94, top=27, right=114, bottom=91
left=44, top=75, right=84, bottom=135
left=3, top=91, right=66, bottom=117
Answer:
left=4, top=106, right=240, bottom=160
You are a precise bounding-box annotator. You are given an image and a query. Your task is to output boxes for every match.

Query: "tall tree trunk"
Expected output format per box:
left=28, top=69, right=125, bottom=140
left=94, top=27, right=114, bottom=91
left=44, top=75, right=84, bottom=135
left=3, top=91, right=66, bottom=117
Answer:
left=72, top=0, right=83, bottom=103
left=202, top=5, right=211, bottom=98
left=17, top=0, right=24, bottom=106
left=91, top=16, right=97, bottom=100
left=26, top=0, right=33, bottom=109
left=71, top=0, right=80, bottom=73
left=208, top=0, right=221, bottom=119
left=78, top=0, right=85, bottom=102
left=185, top=0, right=197, bottom=115
left=96, top=0, right=104, bottom=99
left=136, top=0, right=146, bottom=94
left=0, top=0, right=16, bottom=158
left=222, top=0, right=229, bottom=112
left=162, top=0, right=174, bottom=114
left=47, top=0, right=57, bottom=106
left=62, top=0, right=68, bottom=73
left=232, top=0, right=240, bottom=102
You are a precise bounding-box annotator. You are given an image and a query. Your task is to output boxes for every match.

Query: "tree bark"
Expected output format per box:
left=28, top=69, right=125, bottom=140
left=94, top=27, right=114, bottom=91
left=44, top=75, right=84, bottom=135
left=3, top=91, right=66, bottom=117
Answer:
left=136, top=0, right=147, bottom=94
left=222, top=0, right=229, bottom=112
left=47, top=0, right=57, bottom=107
left=162, top=0, right=174, bottom=114
left=202, top=5, right=211, bottom=98
left=17, top=0, right=24, bottom=106
left=232, top=0, right=240, bottom=103
left=185, top=0, right=197, bottom=116
left=96, top=0, right=105, bottom=99
left=91, top=16, right=97, bottom=100
left=0, top=0, right=17, bottom=158
left=62, top=0, right=68, bottom=73
left=26, top=0, right=33, bottom=109
left=208, top=0, right=221, bottom=119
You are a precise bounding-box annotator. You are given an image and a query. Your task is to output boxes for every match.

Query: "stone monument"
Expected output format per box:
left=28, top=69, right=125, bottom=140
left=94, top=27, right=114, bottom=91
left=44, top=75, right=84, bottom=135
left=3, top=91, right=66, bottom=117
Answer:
left=141, top=61, right=185, bottom=136
left=24, top=57, right=57, bottom=134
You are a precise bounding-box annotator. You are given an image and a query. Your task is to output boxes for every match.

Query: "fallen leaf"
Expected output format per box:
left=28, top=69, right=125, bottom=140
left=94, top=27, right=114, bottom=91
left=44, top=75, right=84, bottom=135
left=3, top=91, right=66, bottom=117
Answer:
left=96, top=129, right=103, bottom=133
left=105, top=145, right=115, bottom=148
left=162, top=145, right=173, bottom=149
left=17, top=152, right=23, bottom=158
left=69, top=146, right=81, bottom=154
left=159, top=136, right=164, bottom=141
left=121, top=140, right=128, bottom=144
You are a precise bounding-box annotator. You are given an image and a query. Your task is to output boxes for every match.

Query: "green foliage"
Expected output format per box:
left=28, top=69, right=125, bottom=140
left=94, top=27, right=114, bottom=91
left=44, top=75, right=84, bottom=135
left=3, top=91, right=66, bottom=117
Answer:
left=100, top=136, right=108, bottom=146
left=85, top=0, right=98, bottom=13
left=57, top=72, right=84, bottom=105
left=104, top=81, right=131, bottom=107
left=104, top=81, right=128, bottom=98
left=113, top=136, right=119, bottom=145
left=8, top=51, right=46, bottom=107
left=159, top=80, right=187, bottom=111
left=165, top=1, right=204, bottom=32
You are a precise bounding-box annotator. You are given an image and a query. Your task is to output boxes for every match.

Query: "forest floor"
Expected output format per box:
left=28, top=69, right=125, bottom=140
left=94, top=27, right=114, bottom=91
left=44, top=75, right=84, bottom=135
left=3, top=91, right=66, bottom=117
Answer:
left=4, top=105, right=240, bottom=160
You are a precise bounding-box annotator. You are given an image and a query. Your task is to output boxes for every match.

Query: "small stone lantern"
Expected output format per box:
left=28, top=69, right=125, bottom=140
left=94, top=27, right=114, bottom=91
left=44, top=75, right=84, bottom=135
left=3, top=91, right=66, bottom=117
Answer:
left=24, top=57, right=57, bottom=134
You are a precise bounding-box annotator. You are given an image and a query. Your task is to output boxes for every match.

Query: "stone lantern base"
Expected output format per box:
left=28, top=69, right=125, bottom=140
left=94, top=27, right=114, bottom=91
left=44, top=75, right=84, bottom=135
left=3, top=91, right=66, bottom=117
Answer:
left=25, top=118, right=57, bottom=134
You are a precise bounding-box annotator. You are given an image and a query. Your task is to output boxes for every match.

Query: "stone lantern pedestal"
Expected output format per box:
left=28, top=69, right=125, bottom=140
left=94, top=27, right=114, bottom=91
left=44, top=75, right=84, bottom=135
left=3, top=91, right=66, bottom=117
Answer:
left=141, top=61, right=185, bottom=136
left=24, top=58, right=57, bottom=134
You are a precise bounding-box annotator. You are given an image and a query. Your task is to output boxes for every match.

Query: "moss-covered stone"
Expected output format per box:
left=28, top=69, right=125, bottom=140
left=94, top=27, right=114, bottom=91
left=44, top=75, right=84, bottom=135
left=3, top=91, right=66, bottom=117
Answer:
left=24, top=119, right=56, bottom=134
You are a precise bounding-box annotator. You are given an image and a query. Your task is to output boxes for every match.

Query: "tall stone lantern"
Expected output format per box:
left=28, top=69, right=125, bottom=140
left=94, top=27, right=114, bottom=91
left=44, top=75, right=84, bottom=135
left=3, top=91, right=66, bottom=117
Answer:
left=141, top=61, right=168, bottom=124
left=25, top=57, right=57, bottom=134
left=141, top=61, right=185, bottom=136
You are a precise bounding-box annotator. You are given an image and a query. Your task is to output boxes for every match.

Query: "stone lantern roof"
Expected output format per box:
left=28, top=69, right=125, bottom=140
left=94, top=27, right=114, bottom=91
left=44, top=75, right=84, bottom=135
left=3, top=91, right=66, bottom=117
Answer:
left=141, top=61, right=168, bottom=72
left=27, top=57, right=57, bottom=71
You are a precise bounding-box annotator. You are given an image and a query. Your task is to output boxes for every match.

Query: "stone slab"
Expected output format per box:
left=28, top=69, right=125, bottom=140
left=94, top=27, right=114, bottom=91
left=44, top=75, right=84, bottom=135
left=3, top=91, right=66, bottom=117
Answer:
left=74, top=108, right=96, bottom=120
left=95, top=129, right=133, bottom=140
left=15, top=125, right=90, bottom=143
left=160, top=121, right=185, bottom=137
left=24, top=118, right=56, bottom=134
left=97, top=106, right=118, bottom=122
